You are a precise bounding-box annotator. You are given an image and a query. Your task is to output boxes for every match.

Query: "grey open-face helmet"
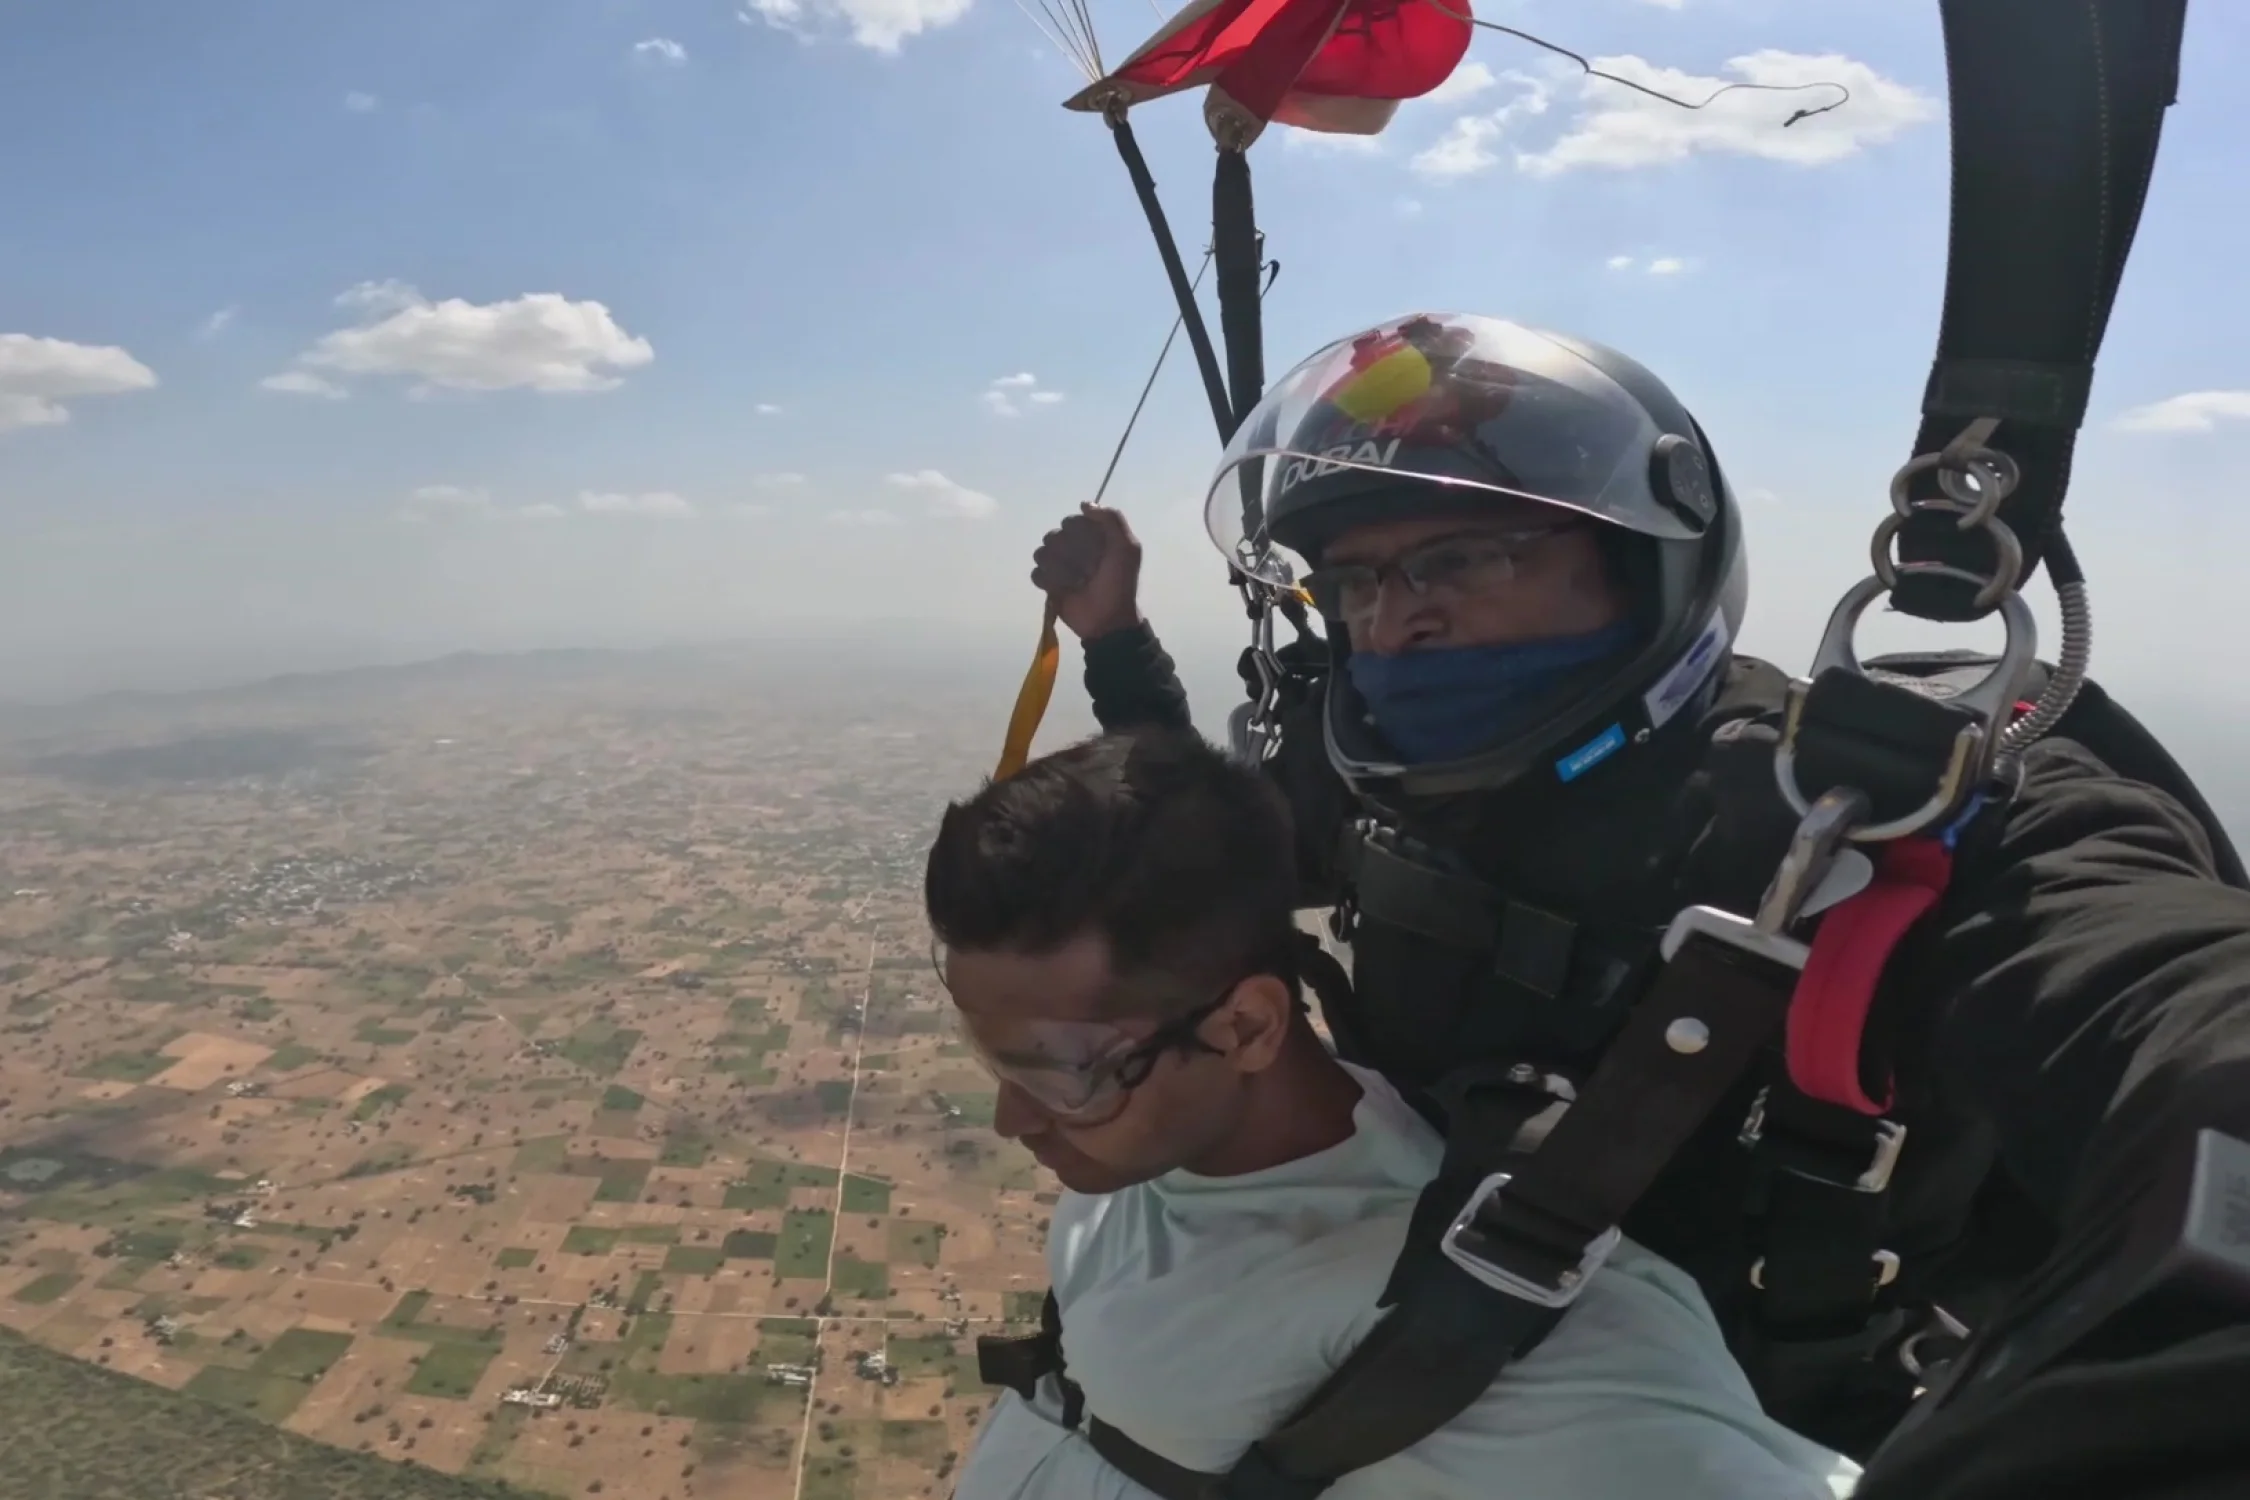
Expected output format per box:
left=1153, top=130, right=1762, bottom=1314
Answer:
left=1205, top=313, right=1748, bottom=800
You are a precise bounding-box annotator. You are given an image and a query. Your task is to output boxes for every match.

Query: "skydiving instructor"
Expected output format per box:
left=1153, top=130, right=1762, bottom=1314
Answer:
left=1025, top=313, right=2250, bottom=1498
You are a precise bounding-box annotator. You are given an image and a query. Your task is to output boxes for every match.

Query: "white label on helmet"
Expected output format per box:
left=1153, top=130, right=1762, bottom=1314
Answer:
left=1275, top=438, right=1402, bottom=495
left=1643, top=608, right=1732, bottom=730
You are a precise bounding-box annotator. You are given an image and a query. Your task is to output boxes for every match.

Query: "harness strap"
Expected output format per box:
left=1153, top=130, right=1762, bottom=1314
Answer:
left=1893, top=0, right=2187, bottom=622
left=1786, top=836, right=1955, bottom=1115
left=1049, top=931, right=1807, bottom=1499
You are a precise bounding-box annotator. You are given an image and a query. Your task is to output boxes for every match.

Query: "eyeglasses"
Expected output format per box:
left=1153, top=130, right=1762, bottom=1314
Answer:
left=933, top=942, right=1237, bottom=1127
left=1303, top=525, right=1578, bottom=627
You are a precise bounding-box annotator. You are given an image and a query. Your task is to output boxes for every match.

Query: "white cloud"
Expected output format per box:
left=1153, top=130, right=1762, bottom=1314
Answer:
left=887, top=469, right=998, bottom=520
left=1397, top=197, right=1425, bottom=218
left=197, top=306, right=239, bottom=340
left=739, top=0, right=970, bottom=55
left=727, top=502, right=775, bottom=518
left=828, top=508, right=900, bottom=527
left=0, top=333, right=159, bottom=431
left=1607, top=254, right=1636, bottom=270
left=270, top=282, right=653, bottom=397
left=1281, top=129, right=1385, bottom=156
left=633, top=37, right=688, bottom=64
left=754, top=472, right=808, bottom=488
left=517, top=502, right=566, bottom=520
left=1518, top=51, right=1935, bottom=177
left=344, top=91, right=379, bottom=113
left=410, top=484, right=491, bottom=508
left=755, top=402, right=783, bottom=416
left=983, top=372, right=1063, bottom=417
left=1647, top=257, right=1688, bottom=275
left=258, top=370, right=347, bottom=399
left=1412, top=76, right=1552, bottom=180
left=1635, top=0, right=1686, bottom=9
left=1426, top=61, right=1497, bottom=106
left=579, top=490, right=695, bottom=517
left=2113, top=391, right=2250, bottom=434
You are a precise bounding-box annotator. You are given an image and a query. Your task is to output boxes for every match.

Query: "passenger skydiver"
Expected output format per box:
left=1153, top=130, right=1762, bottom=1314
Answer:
left=1021, top=313, right=2250, bottom=1493
left=926, top=725, right=1864, bottom=1499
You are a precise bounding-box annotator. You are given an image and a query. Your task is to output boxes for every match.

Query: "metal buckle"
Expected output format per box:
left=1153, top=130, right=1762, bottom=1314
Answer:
left=1739, top=1087, right=1909, bottom=1193
left=1440, top=1171, right=1620, bottom=1309
left=1749, top=1249, right=1900, bottom=1293
left=1774, top=575, right=2039, bottom=844
left=1659, top=787, right=1870, bottom=970
left=1898, top=1304, right=1972, bottom=1381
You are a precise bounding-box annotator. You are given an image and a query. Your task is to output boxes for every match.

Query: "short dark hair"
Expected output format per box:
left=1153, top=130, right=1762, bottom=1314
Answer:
left=924, top=728, right=1299, bottom=1014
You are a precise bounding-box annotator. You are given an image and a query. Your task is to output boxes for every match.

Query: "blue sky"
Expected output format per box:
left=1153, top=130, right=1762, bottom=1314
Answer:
left=3, top=0, right=2249, bottom=726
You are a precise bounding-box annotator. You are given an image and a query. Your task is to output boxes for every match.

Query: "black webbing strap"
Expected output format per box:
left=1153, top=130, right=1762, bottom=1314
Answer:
left=1105, top=115, right=1235, bottom=444
left=976, top=1288, right=1085, bottom=1429
left=1336, top=824, right=1576, bottom=997
left=1894, top=0, right=2188, bottom=622
left=1738, top=1086, right=1917, bottom=1437
left=1063, top=931, right=1807, bottom=1500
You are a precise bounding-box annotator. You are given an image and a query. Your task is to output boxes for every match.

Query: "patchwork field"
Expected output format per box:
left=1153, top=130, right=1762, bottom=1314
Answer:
left=0, top=648, right=1072, bottom=1498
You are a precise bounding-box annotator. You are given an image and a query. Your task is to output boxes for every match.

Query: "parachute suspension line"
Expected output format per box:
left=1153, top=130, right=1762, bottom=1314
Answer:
left=1012, top=0, right=1103, bottom=83
left=1090, top=249, right=1215, bottom=511
left=1103, top=104, right=1240, bottom=443
left=1422, top=2, right=1853, bottom=127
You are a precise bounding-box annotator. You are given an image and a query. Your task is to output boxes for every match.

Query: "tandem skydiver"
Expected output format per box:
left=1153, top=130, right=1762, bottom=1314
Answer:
left=1021, top=313, right=2250, bottom=1496
left=931, top=725, right=1862, bottom=1499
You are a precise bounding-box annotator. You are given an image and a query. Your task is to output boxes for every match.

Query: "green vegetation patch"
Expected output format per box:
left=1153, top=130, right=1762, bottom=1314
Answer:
left=889, top=1219, right=945, bottom=1268
left=658, top=1131, right=711, bottom=1168
left=211, top=1244, right=265, bottom=1271
left=13, top=1271, right=78, bottom=1305
left=495, top=1246, right=538, bottom=1270
left=600, top=1084, right=644, bottom=1112
left=255, top=1327, right=353, bottom=1381
left=265, top=1041, right=323, bottom=1071
left=352, top=1083, right=411, bottom=1120
left=510, top=1134, right=570, bottom=1173
left=722, top=1159, right=837, bottom=1211
left=885, top=1332, right=957, bottom=1377
left=588, top=1159, right=650, bottom=1203
left=625, top=1270, right=664, bottom=1317
left=721, top=1229, right=777, bottom=1260
left=800, top=1455, right=858, bottom=1500
left=609, top=1369, right=769, bottom=1423
left=353, top=1018, right=417, bottom=1046
left=1002, top=1289, right=1048, bottom=1322
left=663, top=1245, right=726, bottom=1275
left=840, top=1174, right=891, bottom=1214
left=618, top=1224, right=679, bottom=1245
left=756, top=1317, right=820, bottom=1366
left=73, top=1050, right=173, bottom=1083
left=382, top=1289, right=433, bottom=1329
left=814, top=1080, right=854, bottom=1117
left=777, top=1209, right=834, bottom=1280
left=560, top=1226, right=620, bottom=1256
left=832, top=1256, right=888, bottom=1300
left=406, top=1341, right=498, bottom=1400
left=883, top=1418, right=950, bottom=1462
left=184, top=1363, right=315, bottom=1424
left=556, top=1021, right=642, bottom=1076
left=947, top=1091, right=998, bottom=1127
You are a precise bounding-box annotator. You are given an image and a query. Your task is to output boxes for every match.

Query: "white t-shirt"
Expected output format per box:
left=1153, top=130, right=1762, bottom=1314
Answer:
left=955, top=1063, right=1862, bottom=1500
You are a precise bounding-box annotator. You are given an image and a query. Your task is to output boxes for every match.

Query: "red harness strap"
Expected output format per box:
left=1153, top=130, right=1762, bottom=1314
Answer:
left=1785, top=836, right=1956, bottom=1115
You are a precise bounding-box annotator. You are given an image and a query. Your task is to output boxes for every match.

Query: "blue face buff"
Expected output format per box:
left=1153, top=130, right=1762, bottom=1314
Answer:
left=1345, top=621, right=1642, bottom=764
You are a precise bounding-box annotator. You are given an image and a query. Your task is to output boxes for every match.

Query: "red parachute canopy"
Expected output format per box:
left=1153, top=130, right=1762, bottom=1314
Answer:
left=1064, top=0, right=1474, bottom=141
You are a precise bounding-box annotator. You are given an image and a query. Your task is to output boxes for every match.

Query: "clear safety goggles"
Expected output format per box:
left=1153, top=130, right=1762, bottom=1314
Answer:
left=1302, top=521, right=1586, bottom=628
left=934, top=947, right=1232, bottom=1125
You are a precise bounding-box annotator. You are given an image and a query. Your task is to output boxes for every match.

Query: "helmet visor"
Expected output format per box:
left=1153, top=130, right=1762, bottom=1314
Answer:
left=1206, top=313, right=1696, bottom=588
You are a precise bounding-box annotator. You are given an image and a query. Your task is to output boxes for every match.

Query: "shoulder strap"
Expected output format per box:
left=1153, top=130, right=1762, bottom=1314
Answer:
left=1894, top=0, right=2187, bottom=623
left=1065, top=927, right=1809, bottom=1499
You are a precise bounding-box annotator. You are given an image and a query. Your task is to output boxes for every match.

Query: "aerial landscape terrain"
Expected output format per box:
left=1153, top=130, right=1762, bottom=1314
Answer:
left=0, top=645, right=1068, bottom=1499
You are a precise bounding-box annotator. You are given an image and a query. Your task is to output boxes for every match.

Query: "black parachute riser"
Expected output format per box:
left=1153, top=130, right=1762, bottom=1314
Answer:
left=1213, top=146, right=1269, bottom=541
left=1105, top=114, right=1238, bottom=443
left=1895, top=0, right=2189, bottom=624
